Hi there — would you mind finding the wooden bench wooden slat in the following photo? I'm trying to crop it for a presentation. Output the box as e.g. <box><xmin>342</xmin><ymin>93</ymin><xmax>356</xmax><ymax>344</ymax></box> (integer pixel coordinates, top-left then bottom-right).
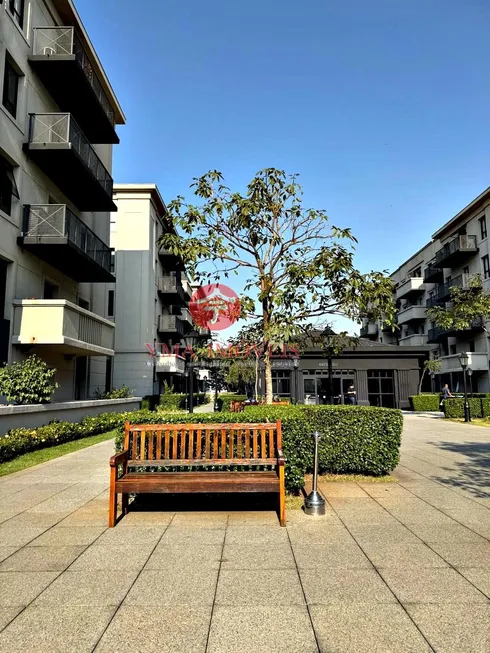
<box><xmin>109</xmin><ymin>420</ymin><xmax>285</xmax><ymax>528</ymax></box>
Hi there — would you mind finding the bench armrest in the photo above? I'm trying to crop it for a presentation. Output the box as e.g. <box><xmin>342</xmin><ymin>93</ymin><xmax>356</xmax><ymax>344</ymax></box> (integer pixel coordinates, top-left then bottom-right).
<box><xmin>277</xmin><ymin>448</ymin><xmax>285</xmax><ymax>467</ymax></box>
<box><xmin>110</xmin><ymin>450</ymin><xmax>129</xmax><ymax>468</ymax></box>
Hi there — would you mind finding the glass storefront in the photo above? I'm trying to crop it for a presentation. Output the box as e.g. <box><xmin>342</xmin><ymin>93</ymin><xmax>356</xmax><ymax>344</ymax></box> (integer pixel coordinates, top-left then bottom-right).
<box><xmin>302</xmin><ymin>370</ymin><xmax>355</xmax><ymax>404</ymax></box>
<box><xmin>367</xmin><ymin>370</ymin><xmax>395</xmax><ymax>408</ymax></box>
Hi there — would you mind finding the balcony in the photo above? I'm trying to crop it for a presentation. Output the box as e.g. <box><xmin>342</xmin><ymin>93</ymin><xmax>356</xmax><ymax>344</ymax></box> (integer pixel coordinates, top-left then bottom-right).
<box><xmin>158</xmin><ymin>315</ymin><xmax>185</xmax><ymax>337</ymax></box>
<box><xmin>0</xmin><ymin>319</ymin><xmax>10</xmax><ymax>365</ymax></box>
<box><xmin>428</xmin><ymin>319</ymin><xmax>484</xmax><ymax>343</ymax></box>
<box><xmin>395</xmin><ymin>277</ymin><xmax>425</xmax><ymax>301</ymax></box>
<box><xmin>159</xmin><ymin>248</ymin><xmax>184</xmax><ymax>270</ymax></box>
<box><xmin>180</xmin><ymin>307</ymin><xmax>193</xmax><ymax>328</ymax></box>
<box><xmin>397</xmin><ymin>305</ymin><xmax>426</xmax><ymax>325</ymax></box>
<box><xmin>29</xmin><ymin>28</ymin><xmax>118</xmax><ymax>144</ymax></box>
<box><xmin>434</xmin><ymin>235</ymin><xmax>478</xmax><ymax>268</ymax></box>
<box><xmin>426</xmin><ymin>275</ymin><xmax>464</xmax><ymax>308</ymax></box>
<box><xmin>24</xmin><ymin>114</ymin><xmax>116</xmax><ymax>212</ymax></box>
<box><xmin>360</xmin><ymin>323</ymin><xmax>378</xmax><ymax>339</ymax></box>
<box><xmin>154</xmin><ymin>354</ymin><xmax>185</xmax><ymax>375</ymax></box>
<box><xmin>182</xmin><ymin>278</ymin><xmax>193</xmax><ymax>300</ymax></box>
<box><xmin>440</xmin><ymin>352</ymin><xmax>489</xmax><ymax>374</ymax></box>
<box><xmin>19</xmin><ymin>205</ymin><xmax>113</xmax><ymax>282</ymax></box>
<box><xmin>424</xmin><ymin>263</ymin><xmax>443</xmax><ymax>284</ymax></box>
<box><xmin>157</xmin><ymin>276</ymin><xmax>186</xmax><ymax>304</ymax></box>
<box><xmin>398</xmin><ymin>334</ymin><xmax>427</xmax><ymax>346</ymax></box>
<box><xmin>12</xmin><ymin>300</ymin><xmax>115</xmax><ymax>356</ymax></box>
<box><xmin>427</xmin><ymin>328</ymin><xmax>449</xmax><ymax>344</ymax></box>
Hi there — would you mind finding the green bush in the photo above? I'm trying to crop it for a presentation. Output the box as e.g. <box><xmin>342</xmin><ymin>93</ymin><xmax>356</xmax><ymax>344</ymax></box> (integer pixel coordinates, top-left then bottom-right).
<box><xmin>444</xmin><ymin>397</ymin><xmax>490</xmax><ymax>418</ymax></box>
<box><xmin>159</xmin><ymin>393</ymin><xmax>208</xmax><ymax>410</ymax></box>
<box><xmin>0</xmin><ymin>355</ymin><xmax>59</xmax><ymax>404</ymax></box>
<box><xmin>216</xmin><ymin>393</ymin><xmax>248</xmax><ymax>411</ymax></box>
<box><xmin>114</xmin><ymin>404</ymin><xmax>402</xmax><ymax>493</ymax></box>
<box><xmin>409</xmin><ymin>394</ymin><xmax>441</xmax><ymax>412</ymax></box>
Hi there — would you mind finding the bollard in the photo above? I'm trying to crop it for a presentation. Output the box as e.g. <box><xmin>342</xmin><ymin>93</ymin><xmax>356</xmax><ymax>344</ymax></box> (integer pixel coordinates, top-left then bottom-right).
<box><xmin>304</xmin><ymin>430</ymin><xmax>326</xmax><ymax>516</ymax></box>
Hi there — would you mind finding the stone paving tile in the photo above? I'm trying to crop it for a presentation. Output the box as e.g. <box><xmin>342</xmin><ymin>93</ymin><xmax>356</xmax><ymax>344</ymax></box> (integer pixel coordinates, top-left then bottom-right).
<box><xmin>6</xmin><ymin>511</ymin><xmax>70</xmax><ymax>528</ymax></box>
<box><xmin>0</xmin><ymin>571</ymin><xmax>59</xmax><ymax>606</ymax></box>
<box><xmin>358</xmin><ymin>540</ymin><xmax>449</xmax><ymax>568</ymax></box>
<box><xmin>94</xmin><ymin>605</ymin><xmax>212</xmax><ymax>653</ymax></box>
<box><xmin>310</xmin><ymin>603</ymin><xmax>431</xmax><ymax>652</ymax></box>
<box><xmin>225</xmin><ymin>524</ymin><xmax>289</xmax><ymax>545</ymax></box>
<box><xmin>292</xmin><ymin>540</ymin><xmax>372</xmax><ymax>570</ymax></box>
<box><xmin>0</xmin><ymin>547</ymin><xmax>19</xmax><ymax>563</ymax></box>
<box><xmin>160</xmin><ymin>525</ymin><xmax>226</xmax><ymax>545</ymax></box>
<box><xmin>33</xmin><ymin>570</ymin><xmax>138</xmax><ymax>606</ymax></box>
<box><xmin>70</xmin><ymin>544</ymin><xmax>154</xmax><ymax>571</ymax></box>
<box><xmin>27</xmin><ymin>525</ymin><xmax>106</xmax><ymax>546</ymax></box>
<box><xmin>220</xmin><ymin>543</ymin><xmax>296</xmax><ymax>570</ymax></box>
<box><xmin>287</xmin><ymin>523</ymin><xmax>352</xmax><ymax>545</ymax></box>
<box><xmin>0</xmin><ymin>524</ymin><xmax>47</xmax><ymax>547</ymax></box>
<box><xmin>300</xmin><ymin>568</ymin><xmax>397</xmax><ymax>604</ymax></box>
<box><xmin>0</xmin><ymin>604</ymin><xmax>116</xmax><ymax>653</ymax></box>
<box><xmin>405</xmin><ymin>522</ymin><xmax>488</xmax><ymax>544</ymax></box>
<box><xmin>228</xmin><ymin>510</ymin><xmax>279</xmax><ymax>524</ymax></box>
<box><xmin>428</xmin><ymin>540</ymin><xmax>490</xmax><ymax>568</ymax></box>
<box><xmin>117</xmin><ymin>511</ymin><xmax>175</xmax><ymax>525</ymax></box>
<box><xmin>358</xmin><ymin>483</ymin><xmax>414</xmax><ymax>498</ymax></box>
<box><xmin>95</xmin><ymin>525</ymin><xmax>165</xmax><ymax>547</ymax></box>
<box><xmin>146</xmin><ymin>543</ymin><xmax>222</xmax><ymax>570</ymax></box>
<box><xmin>0</xmin><ymin>545</ymin><xmax>86</xmax><ymax>572</ymax></box>
<box><xmin>378</xmin><ymin>567</ymin><xmax>488</xmax><ymax>604</ymax></box>
<box><xmin>0</xmin><ymin>606</ymin><xmax>23</xmax><ymax>632</ymax></box>
<box><xmin>458</xmin><ymin>568</ymin><xmax>490</xmax><ymax>598</ymax></box>
<box><xmin>207</xmin><ymin>605</ymin><xmax>317</xmax><ymax>653</ymax></box>
<box><xmin>215</xmin><ymin>569</ymin><xmax>304</xmax><ymax>606</ymax></box>
<box><xmin>405</xmin><ymin>603</ymin><xmax>490</xmax><ymax>653</ymax></box>
<box><xmin>346</xmin><ymin>523</ymin><xmax>421</xmax><ymax>545</ymax></box>
<box><xmin>125</xmin><ymin>568</ymin><xmax>218</xmax><ymax>605</ymax></box>
<box><xmin>171</xmin><ymin>511</ymin><xmax>228</xmax><ymax>525</ymax></box>
<box><xmin>317</xmin><ymin>482</ymin><xmax>369</xmax><ymax>498</ymax></box>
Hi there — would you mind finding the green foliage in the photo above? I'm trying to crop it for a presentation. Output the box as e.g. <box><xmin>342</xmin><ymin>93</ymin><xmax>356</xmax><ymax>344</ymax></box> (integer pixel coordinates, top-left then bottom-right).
<box><xmin>93</xmin><ymin>385</ymin><xmax>133</xmax><ymax>400</ymax></box>
<box><xmin>159</xmin><ymin>392</ymin><xmax>209</xmax><ymax>410</ymax></box>
<box><xmin>409</xmin><ymin>394</ymin><xmax>441</xmax><ymax>412</ymax></box>
<box><xmin>215</xmin><ymin>393</ymin><xmax>248</xmax><ymax>411</ymax></box>
<box><xmin>443</xmin><ymin>397</ymin><xmax>490</xmax><ymax>419</ymax></box>
<box><xmin>113</xmin><ymin>404</ymin><xmax>402</xmax><ymax>493</ymax></box>
<box><xmin>0</xmin><ymin>355</ymin><xmax>59</xmax><ymax>405</ymax></box>
<box><xmin>426</xmin><ymin>274</ymin><xmax>490</xmax><ymax>331</ymax></box>
<box><xmin>225</xmin><ymin>361</ymin><xmax>256</xmax><ymax>393</ymax></box>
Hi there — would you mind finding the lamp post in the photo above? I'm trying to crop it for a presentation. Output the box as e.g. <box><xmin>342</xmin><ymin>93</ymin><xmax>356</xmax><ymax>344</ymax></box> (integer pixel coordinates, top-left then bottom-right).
<box><xmin>458</xmin><ymin>352</ymin><xmax>471</xmax><ymax>423</ymax></box>
<box><xmin>467</xmin><ymin>367</ymin><xmax>473</xmax><ymax>398</ymax></box>
<box><xmin>430</xmin><ymin>371</ymin><xmax>436</xmax><ymax>394</ymax></box>
<box><xmin>292</xmin><ymin>355</ymin><xmax>299</xmax><ymax>404</ymax></box>
<box><xmin>182</xmin><ymin>329</ymin><xmax>208</xmax><ymax>414</ymax></box>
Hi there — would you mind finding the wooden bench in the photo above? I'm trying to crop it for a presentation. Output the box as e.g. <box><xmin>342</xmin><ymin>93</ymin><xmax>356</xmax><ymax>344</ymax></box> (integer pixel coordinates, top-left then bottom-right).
<box><xmin>230</xmin><ymin>401</ymin><xmax>245</xmax><ymax>412</ymax></box>
<box><xmin>109</xmin><ymin>420</ymin><xmax>286</xmax><ymax>527</ymax></box>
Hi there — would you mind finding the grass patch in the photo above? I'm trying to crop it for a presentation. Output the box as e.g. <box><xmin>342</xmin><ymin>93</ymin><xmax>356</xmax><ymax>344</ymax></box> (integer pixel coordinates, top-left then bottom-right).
<box><xmin>0</xmin><ymin>429</ymin><xmax>118</xmax><ymax>477</ymax></box>
<box><xmin>286</xmin><ymin>494</ymin><xmax>304</xmax><ymax>510</ymax></box>
<box><xmin>448</xmin><ymin>418</ymin><xmax>490</xmax><ymax>427</ymax></box>
<box><xmin>305</xmin><ymin>472</ymin><xmax>396</xmax><ymax>483</ymax></box>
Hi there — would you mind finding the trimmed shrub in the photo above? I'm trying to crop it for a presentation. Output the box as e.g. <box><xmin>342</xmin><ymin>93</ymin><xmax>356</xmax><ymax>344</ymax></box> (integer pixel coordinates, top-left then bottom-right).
<box><xmin>0</xmin><ymin>355</ymin><xmax>59</xmax><ymax>404</ymax></box>
<box><xmin>159</xmin><ymin>393</ymin><xmax>208</xmax><ymax>410</ymax></box>
<box><xmin>216</xmin><ymin>394</ymin><xmax>248</xmax><ymax>411</ymax></box>
<box><xmin>114</xmin><ymin>404</ymin><xmax>403</xmax><ymax>493</ymax></box>
<box><xmin>444</xmin><ymin>397</ymin><xmax>488</xmax><ymax>418</ymax></box>
<box><xmin>409</xmin><ymin>394</ymin><xmax>441</xmax><ymax>412</ymax></box>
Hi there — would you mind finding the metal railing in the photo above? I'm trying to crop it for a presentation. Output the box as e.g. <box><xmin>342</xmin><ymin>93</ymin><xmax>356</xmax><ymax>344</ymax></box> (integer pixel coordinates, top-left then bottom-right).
<box><xmin>424</xmin><ymin>263</ymin><xmax>442</xmax><ymax>283</ymax></box>
<box><xmin>23</xmin><ymin>205</ymin><xmax>112</xmax><ymax>273</ymax></box>
<box><xmin>435</xmin><ymin>235</ymin><xmax>477</xmax><ymax>266</ymax></box>
<box><xmin>28</xmin><ymin>114</ymin><xmax>114</xmax><ymax>198</ymax></box>
<box><xmin>158</xmin><ymin>276</ymin><xmax>184</xmax><ymax>294</ymax></box>
<box><xmin>180</xmin><ymin>307</ymin><xmax>193</xmax><ymax>324</ymax></box>
<box><xmin>31</xmin><ymin>27</ymin><xmax>115</xmax><ymax>127</ymax></box>
<box><xmin>158</xmin><ymin>315</ymin><xmax>185</xmax><ymax>335</ymax></box>
<box><xmin>426</xmin><ymin>275</ymin><xmax>463</xmax><ymax>307</ymax></box>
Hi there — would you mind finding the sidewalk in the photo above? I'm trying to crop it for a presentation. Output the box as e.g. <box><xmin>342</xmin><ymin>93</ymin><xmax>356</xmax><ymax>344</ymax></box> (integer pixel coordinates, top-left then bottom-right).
<box><xmin>0</xmin><ymin>415</ymin><xmax>488</xmax><ymax>651</ymax></box>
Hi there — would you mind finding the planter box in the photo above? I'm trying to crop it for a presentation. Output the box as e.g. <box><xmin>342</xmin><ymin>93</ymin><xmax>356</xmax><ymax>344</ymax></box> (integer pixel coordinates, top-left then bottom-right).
<box><xmin>0</xmin><ymin>397</ymin><xmax>142</xmax><ymax>435</ymax></box>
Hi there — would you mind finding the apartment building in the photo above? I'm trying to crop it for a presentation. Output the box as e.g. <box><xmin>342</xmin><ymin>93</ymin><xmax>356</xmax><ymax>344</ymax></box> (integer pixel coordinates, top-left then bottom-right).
<box><xmin>0</xmin><ymin>0</ymin><xmax>124</xmax><ymax>399</ymax></box>
<box><xmin>109</xmin><ymin>184</ymin><xmax>196</xmax><ymax>397</ymax></box>
<box><xmin>365</xmin><ymin>187</ymin><xmax>490</xmax><ymax>393</ymax></box>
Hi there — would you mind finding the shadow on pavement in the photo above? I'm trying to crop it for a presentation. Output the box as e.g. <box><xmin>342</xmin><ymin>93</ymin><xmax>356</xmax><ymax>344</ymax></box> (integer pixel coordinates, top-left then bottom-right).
<box><xmin>429</xmin><ymin>441</ymin><xmax>490</xmax><ymax>498</ymax></box>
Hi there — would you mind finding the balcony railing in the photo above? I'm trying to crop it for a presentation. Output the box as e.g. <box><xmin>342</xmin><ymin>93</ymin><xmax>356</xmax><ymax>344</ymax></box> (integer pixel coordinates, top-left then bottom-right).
<box><xmin>424</xmin><ymin>263</ymin><xmax>443</xmax><ymax>284</ymax></box>
<box><xmin>434</xmin><ymin>235</ymin><xmax>477</xmax><ymax>267</ymax></box>
<box><xmin>395</xmin><ymin>277</ymin><xmax>424</xmax><ymax>301</ymax></box>
<box><xmin>440</xmin><ymin>352</ymin><xmax>489</xmax><ymax>374</ymax></box>
<box><xmin>27</xmin><ymin>113</ymin><xmax>114</xmax><ymax>200</ymax></box>
<box><xmin>426</xmin><ymin>275</ymin><xmax>463</xmax><ymax>308</ymax></box>
<box><xmin>12</xmin><ymin>300</ymin><xmax>114</xmax><ymax>356</ymax></box>
<box><xmin>154</xmin><ymin>354</ymin><xmax>186</xmax><ymax>374</ymax></box>
<box><xmin>398</xmin><ymin>334</ymin><xmax>426</xmax><ymax>346</ymax></box>
<box><xmin>22</xmin><ymin>205</ymin><xmax>112</xmax><ymax>279</ymax></box>
<box><xmin>360</xmin><ymin>323</ymin><xmax>378</xmax><ymax>338</ymax></box>
<box><xmin>158</xmin><ymin>315</ymin><xmax>185</xmax><ymax>335</ymax></box>
<box><xmin>397</xmin><ymin>305</ymin><xmax>426</xmax><ymax>324</ymax></box>
<box><xmin>31</xmin><ymin>28</ymin><xmax>116</xmax><ymax>134</ymax></box>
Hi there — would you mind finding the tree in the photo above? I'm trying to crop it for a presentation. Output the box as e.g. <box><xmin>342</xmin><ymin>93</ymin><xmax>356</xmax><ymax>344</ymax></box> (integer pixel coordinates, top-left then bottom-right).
<box><xmin>0</xmin><ymin>355</ymin><xmax>59</xmax><ymax>404</ymax></box>
<box><xmin>159</xmin><ymin>169</ymin><xmax>396</xmax><ymax>403</ymax></box>
<box><xmin>418</xmin><ymin>359</ymin><xmax>442</xmax><ymax>395</ymax></box>
<box><xmin>426</xmin><ymin>274</ymin><xmax>490</xmax><ymax>333</ymax></box>
<box><xmin>225</xmin><ymin>361</ymin><xmax>256</xmax><ymax>395</ymax></box>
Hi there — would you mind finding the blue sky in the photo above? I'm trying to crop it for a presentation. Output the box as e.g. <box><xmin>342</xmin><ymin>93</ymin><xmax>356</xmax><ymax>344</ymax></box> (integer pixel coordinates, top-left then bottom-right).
<box><xmin>78</xmin><ymin>0</ymin><xmax>490</xmax><ymax>335</ymax></box>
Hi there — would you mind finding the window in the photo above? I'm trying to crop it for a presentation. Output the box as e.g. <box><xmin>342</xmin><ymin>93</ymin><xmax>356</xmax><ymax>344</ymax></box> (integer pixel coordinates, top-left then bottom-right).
<box><xmin>107</xmin><ymin>290</ymin><xmax>115</xmax><ymax>317</ymax></box>
<box><xmin>412</xmin><ymin>267</ymin><xmax>421</xmax><ymax>278</ymax></box>
<box><xmin>479</xmin><ymin>215</ymin><xmax>487</xmax><ymax>241</ymax></box>
<box><xmin>272</xmin><ymin>370</ymin><xmax>291</xmax><ymax>396</ymax></box>
<box><xmin>0</xmin><ymin>156</ymin><xmax>19</xmax><ymax>216</ymax></box>
<box><xmin>78</xmin><ymin>298</ymin><xmax>90</xmax><ymax>310</ymax></box>
<box><xmin>8</xmin><ymin>0</ymin><xmax>25</xmax><ymax>28</ymax></box>
<box><xmin>482</xmin><ymin>255</ymin><xmax>490</xmax><ymax>279</ymax></box>
<box><xmin>367</xmin><ymin>370</ymin><xmax>395</xmax><ymax>408</ymax></box>
<box><xmin>2</xmin><ymin>56</ymin><xmax>20</xmax><ymax>118</ymax></box>
<box><xmin>43</xmin><ymin>280</ymin><xmax>58</xmax><ymax>299</ymax></box>
<box><xmin>468</xmin><ymin>340</ymin><xmax>475</xmax><ymax>353</ymax></box>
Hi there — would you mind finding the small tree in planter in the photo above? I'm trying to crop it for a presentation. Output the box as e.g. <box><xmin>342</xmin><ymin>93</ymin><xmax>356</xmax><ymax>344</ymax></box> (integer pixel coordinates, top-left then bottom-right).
<box><xmin>0</xmin><ymin>354</ymin><xmax>59</xmax><ymax>405</ymax></box>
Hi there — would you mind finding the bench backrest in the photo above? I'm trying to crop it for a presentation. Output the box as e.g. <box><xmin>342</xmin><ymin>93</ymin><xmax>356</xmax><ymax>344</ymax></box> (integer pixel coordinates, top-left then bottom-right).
<box><xmin>124</xmin><ymin>420</ymin><xmax>282</xmax><ymax>464</ymax></box>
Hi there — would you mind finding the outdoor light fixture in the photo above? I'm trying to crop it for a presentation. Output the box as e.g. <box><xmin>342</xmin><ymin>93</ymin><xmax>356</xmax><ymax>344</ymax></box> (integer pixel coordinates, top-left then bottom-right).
<box><xmin>429</xmin><ymin>370</ymin><xmax>436</xmax><ymax>394</ymax></box>
<box><xmin>293</xmin><ymin>356</ymin><xmax>299</xmax><ymax>369</ymax></box>
<box><xmin>304</xmin><ymin>431</ymin><xmax>326</xmax><ymax>516</ymax></box>
<box><xmin>467</xmin><ymin>367</ymin><xmax>473</xmax><ymax>399</ymax></box>
<box><xmin>458</xmin><ymin>352</ymin><xmax>471</xmax><ymax>423</ymax></box>
<box><xmin>182</xmin><ymin>329</ymin><xmax>208</xmax><ymax>414</ymax></box>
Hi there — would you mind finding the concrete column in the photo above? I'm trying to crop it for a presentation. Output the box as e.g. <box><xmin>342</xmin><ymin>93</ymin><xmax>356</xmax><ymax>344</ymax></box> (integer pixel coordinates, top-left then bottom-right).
<box><xmin>356</xmin><ymin>370</ymin><xmax>369</xmax><ymax>406</ymax></box>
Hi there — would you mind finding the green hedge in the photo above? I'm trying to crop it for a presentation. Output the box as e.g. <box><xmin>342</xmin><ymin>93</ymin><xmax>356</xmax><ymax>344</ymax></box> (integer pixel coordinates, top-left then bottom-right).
<box><xmin>114</xmin><ymin>404</ymin><xmax>403</xmax><ymax>493</ymax></box>
<box><xmin>443</xmin><ymin>397</ymin><xmax>490</xmax><ymax>418</ymax></box>
<box><xmin>159</xmin><ymin>393</ymin><xmax>209</xmax><ymax>410</ymax></box>
<box><xmin>409</xmin><ymin>394</ymin><xmax>441</xmax><ymax>412</ymax></box>
<box><xmin>216</xmin><ymin>394</ymin><xmax>248</xmax><ymax>411</ymax></box>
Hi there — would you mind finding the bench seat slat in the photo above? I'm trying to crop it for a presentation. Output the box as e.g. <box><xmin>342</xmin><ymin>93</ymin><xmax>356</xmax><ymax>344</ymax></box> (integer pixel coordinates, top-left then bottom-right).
<box><xmin>116</xmin><ymin>471</ymin><xmax>280</xmax><ymax>494</ymax></box>
<box><xmin>127</xmin><ymin>458</ymin><xmax>278</xmax><ymax>468</ymax></box>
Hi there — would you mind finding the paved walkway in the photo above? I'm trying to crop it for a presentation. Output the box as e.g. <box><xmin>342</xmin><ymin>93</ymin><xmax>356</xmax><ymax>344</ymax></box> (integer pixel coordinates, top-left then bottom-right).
<box><xmin>0</xmin><ymin>414</ymin><xmax>488</xmax><ymax>651</ymax></box>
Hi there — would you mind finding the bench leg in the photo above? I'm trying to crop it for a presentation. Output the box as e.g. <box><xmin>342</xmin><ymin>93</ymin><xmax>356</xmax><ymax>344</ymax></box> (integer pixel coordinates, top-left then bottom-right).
<box><xmin>121</xmin><ymin>493</ymin><xmax>129</xmax><ymax>516</ymax></box>
<box><xmin>109</xmin><ymin>467</ymin><xmax>117</xmax><ymax>527</ymax></box>
<box><xmin>278</xmin><ymin>466</ymin><xmax>286</xmax><ymax>527</ymax></box>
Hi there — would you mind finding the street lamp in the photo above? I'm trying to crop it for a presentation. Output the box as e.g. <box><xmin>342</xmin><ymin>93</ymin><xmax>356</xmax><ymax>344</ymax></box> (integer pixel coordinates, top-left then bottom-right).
<box><xmin>182</xmin><ymin>329</ymin><xmax>208</xmax><ymax>414</ymax></box>
<box><xmin>429</xmin><ymin>370</ymin><xmax>436</xmax><ymax>394</ymax></box>
<box><xmin>292</xmin><ymin>355</ymin><xmax>299</xmax><ymax>404</ymax></box>
<box><xmin>458</xmin><ymin>352</ymin><xmax>471</xmax><ymax>423</ymax></box>
<box><xmin>467</xmin><ymin>367</ymin><xmax>473</xmax><ymax>398</ymax></box>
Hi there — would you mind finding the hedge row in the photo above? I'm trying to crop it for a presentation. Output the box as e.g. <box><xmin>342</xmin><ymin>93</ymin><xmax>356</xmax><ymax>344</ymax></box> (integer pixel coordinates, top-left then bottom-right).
<box><xmin>113</xmin><ymin>405</ymin><xmax>403</xmax><ymax>493</ymax></box>
<box><xmin>159</xmin><ymin>393</ymin><xmax>209</xmax><ymax>410</ymax></box>
<box><xmin>443</xmin><ymin>397</ymin><xmax>490</xmax><ymax>419</ymax></box>
<box><xmin>216</xmin><ymin>394</ymin><xmax>248</xmax><ymax>411</ymax></box>
<box><xmin>409</xmin><ymin>394</ymin><xmax>441</xmax><ymax>412</ymax></box>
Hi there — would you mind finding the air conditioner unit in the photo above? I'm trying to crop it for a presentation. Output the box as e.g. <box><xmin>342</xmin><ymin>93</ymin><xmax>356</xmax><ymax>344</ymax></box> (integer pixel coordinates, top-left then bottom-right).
<box><xmin>42</xmin><ymin>46</ymin><xmax>56</xmax><ymax>56</ymax></box>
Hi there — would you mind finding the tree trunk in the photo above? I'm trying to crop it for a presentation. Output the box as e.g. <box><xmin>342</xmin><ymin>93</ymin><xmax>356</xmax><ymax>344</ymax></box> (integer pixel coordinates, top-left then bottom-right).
<box><xmin>255</xmin><ymin>355</ymin><xmax>259</xmax><ymax>400</ymax></box>
<box><xmin>264</xmin><ymin>351</ymin><xmax>273</xmax><ymax>404</ymax></box>
<box><xmin>418</xmin><ymin>368</ymin><xmax>426</xmax><ymax>395</ymax></box>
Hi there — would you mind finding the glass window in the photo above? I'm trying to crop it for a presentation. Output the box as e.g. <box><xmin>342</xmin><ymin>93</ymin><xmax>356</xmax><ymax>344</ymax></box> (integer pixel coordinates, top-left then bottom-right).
<box><xmin>107</xmin><ymin>290</ymin><xmax>115</xmax><ymax>317</ymax></box>
<box><xmin>304</xmin><ymin>378</ymin><xmax>316</xmax><ymax>395</ymax></box>
<box><xmin>482</xmin><ymin>255</ymin><xmax>490</xmax><ymax>279</ymax></box>
<box><xmin>0</xmin><ymin>156</ymin><xmax>19</xmax><ymax>216</ymax></box>
<box><xmin>8</xmin><ymin>0</ymin><xmax>25</xmax><ymax>28</ymax></box>
<box><xmin>479</xmin><ymin>215</ymin><xmax>487</xmax><ymax>241</ymax></box>
<box><xmin>2</xmin><ymin>56</ymin><xmax>20</xmax><ymax>118</ymax></box>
